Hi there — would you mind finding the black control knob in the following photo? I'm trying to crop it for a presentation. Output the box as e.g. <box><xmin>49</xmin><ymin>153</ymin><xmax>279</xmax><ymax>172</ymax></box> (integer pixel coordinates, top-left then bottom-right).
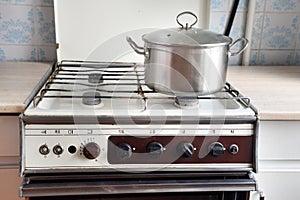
<box><xmin>177</xmin><ymin>142</ymin><xmax>194</xmax><ymax>158</ymax></box>
<box><xmin>146</xmin><ymin>142</ymin><xmax>164</xmax><ymax>157</ymax></box>
<box><xmin>83</xmin><ymin>142</ymin><xmax>100</xmax><ymax>160</ymax></box>
<box><xmin>209</xmin><ymin>142</ymin><xmax>226</xmax><ymax>158</ymax></box>
<box><xmin>116</xmin><ymin>143</ymin><xmax>132</xmax><ymax>160</ymax></box>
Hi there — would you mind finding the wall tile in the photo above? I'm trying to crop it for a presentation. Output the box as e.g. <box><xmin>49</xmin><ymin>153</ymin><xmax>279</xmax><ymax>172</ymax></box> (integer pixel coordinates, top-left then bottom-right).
<box><xmin>266</xmin><ymin>0</ymin><xmax>300</xmax><ymax>12</ymax></box>
<box><xmin>250</xmin><ymin>50</ymin><xmax>259</xmax><ymax>65</ymax></box>
<box><xmin>255</xmin><ymin>0</ymin><xmax>265</xmax><ymax>11</ymax></box>
<box><xmin>261</xmin><ymin>14</ymin><xmax>298</xmax><ymax>49</ymax></box>
<box><xmin>229</xmin><ymin>12</ymin><xmax>246</xmax><ymax>40</ymax></box>
<box><xmin>297</xmin><ymin>32</ymin><xmax>300</xmax><ymax>49</ymax></box>
<box><xmin>211</xmin><ymin>0</ymin><xmax>228</xmax><ymax>11</ymax></box>
<box><xmin>0</xmin><ymin>2</ymin><xmax>56</xmax><ymax>62</ymax></box>
<box><xmin>295</xmin><ymin>51</ymin><xmax>300</xmax><ymax>65</ymax></box>
<box><xmin>36</xmin><ymin>6</ymin><xmax>56</xmax><ymax>45</ymax></box>
<box><xmin>0</xmin><ymin>0</ymin><xmax>53</xmax><ymax>5</ymax></box>
<box><xmin>229</xmin><ymin>0</ymin><xmax>249</xmax><ymax>11</ymax></box>
<box><xmin>38</xmin><ymin>46</ymin><xmax>56</xmax><ymax>61</ymax></box>
<box><xmin>209</xmin><ymin>12</ymin><xmax>227</xmax><ymax>34</ymax></box>
<box><xmin>0</xmin><ymin>0</ymin><xmax>34</xmax><ymax>5</ymax></box>
<box><xmin>0</xmin><ymin>45</ymin><xmax>37</xmax><ymax>61</ymax></box>
<box><xmin>259</xmin><ymin>50</ymin><xmax>294</xmax><ymax>65</ymax></box>
<box><xmin>35</xmin><ymin>0</ymin><xmax>53</xmax><ymax>6</ymax></box>
<box><xmin>0</xmin><ymin>5</ymin><xmax>36</xmax><ymax>44</ymax></box>
<box><xmin>0</xmin><ymin>47</ymin><xmax>6</xmax><ymax>60</ymax></box>
<box><xmin>238</xmin><ymin>0</ymin><xmax>249</xmax><ymax>11</ymax></box>
<box><xmin>251</xmin><ymin>13</ymin><xmax>263</xmax><ymax>49</ymax></box>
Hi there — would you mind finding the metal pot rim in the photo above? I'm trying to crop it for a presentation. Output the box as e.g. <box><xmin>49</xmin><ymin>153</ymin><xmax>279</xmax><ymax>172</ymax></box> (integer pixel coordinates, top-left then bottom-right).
<box><xmin>142</xmin><ymin>29</ymin><xmax>233</xmax><ymax>47</ymax></box>
<box><xmin>142</xmin><ymin>35</ymin><xmax>232</xmax><ymax>48</ymax></box>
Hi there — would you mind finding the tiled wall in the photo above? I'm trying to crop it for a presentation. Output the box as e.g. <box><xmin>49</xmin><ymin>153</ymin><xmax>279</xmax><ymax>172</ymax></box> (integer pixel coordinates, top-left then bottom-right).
<box><xmin>209</xmin><ymin>0</ymin><xmax>249</xmax><ymax>65</ymax></box>
<box><xmin>251</xmin><ymin>0</ymin><xmax>300</xmax><ymax>65</ymax></box>
<box><xmin>210</xmin><ymin>0</ymin><xmax>300</xmax><ymax>65</ymax></box>
<box><xmin>0</xmin><ymin>0</ymin><xmax>56</xmax><ymax>62</ymax></box>
<box><xmin>1</xmin><ymin>0</ymin><xmax>300</xmax><ymax>65</ymax></box>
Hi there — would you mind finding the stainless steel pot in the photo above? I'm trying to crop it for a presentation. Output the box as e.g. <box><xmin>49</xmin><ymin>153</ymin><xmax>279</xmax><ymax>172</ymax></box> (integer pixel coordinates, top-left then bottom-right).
<box><xmin>127</xmin><ymin>11</ymin><xmax>248</xmax><ymax>96</ymax></box>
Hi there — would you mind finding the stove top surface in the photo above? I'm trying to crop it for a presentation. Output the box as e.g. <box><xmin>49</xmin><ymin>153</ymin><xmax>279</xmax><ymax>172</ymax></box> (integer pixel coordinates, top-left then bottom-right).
<box><xmin>24</xmin><ymin>61</ymin><xmax>256</xmax><ymax>120</ymax></box>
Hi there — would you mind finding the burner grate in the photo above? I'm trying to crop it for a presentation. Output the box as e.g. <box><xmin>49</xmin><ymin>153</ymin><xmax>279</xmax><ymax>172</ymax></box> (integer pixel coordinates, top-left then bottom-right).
<box><xmin>33</xmin><ymin>60</ymin><xmax>252</xmax><ymax>111</ymax></box>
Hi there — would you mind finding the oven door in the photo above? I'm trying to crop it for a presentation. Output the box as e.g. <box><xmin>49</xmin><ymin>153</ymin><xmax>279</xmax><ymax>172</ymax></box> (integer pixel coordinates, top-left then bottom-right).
<box><xmin>21</xmin><ymin>172</ymin><xmax>257</xmax><ymax>200</ymax></box>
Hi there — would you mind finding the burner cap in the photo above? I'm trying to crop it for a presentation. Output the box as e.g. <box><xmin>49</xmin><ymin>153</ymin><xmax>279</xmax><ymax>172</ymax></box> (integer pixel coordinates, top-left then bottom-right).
<box><xmin>82</xmin><ymin>91</ymin><xmax>102</xmax><ymax>105</ymax></box>
<box><xmin>174</xmin><ymin>96</ymin><xmax>199</xmax><ymax>108</ymax></box>
<box><xmin>88</xmin><ymin>73</ymin><xmax>103</xmax><ymax>83</ymax></box>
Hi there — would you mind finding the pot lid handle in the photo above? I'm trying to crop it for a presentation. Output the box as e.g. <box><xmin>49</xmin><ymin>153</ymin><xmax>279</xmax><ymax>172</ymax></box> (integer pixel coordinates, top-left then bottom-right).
<box><xmin>176</xmin><ymin>11</ymin><xmax>198</xmax><ymax>30</ymax></box>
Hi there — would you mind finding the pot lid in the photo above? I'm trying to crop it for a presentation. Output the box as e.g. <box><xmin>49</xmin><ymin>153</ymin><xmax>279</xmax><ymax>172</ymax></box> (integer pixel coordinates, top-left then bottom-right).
<box><xmin>143</xmin><ymin>11</ymin><xmax>232</xmax><ymax>47</ymax></box>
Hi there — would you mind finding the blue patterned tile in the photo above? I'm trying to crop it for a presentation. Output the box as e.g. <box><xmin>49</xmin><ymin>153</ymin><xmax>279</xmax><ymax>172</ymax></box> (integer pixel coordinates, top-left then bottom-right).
<box><xmin>36</xmin><ymin>6</ymin><xmax>56</xmax><ymax>45</ymax></box>
<box><xmin>228</xmin><ymin>0</ymin><xmax>248</xmax><ymax>11</ymax></box>
<box><xmin>295</xmin><ymin>51</ymin><xmax>300</xmax><ymax>65</ymax></box>
<box><xmin>0</xmin><ymin>45</ymin><xmax>37</xmax><ymax>61</ymax></box>
<box><xmin>211</xmin><ymin>0</ymin><xmax>228</xmax><ymax>11</ymax></box>
<box><xmin>0</xmin><ymin>0</ymin><xmax>53</xmax><ymax>5</ymax></box>
<box><xmin>256</xmin><ymin>0</ymin><xmax>265</xmax><ymax>11</ymax></box>
<box><xmin>0</xmin><ymin>0</ymin><xmax>34</xmax><ymax>4</ymax></box>
<box><xmin>297</xmin><ymin>32</ymin><xmax>300</xmax><ymax>49</ymax></box>
<box><xmin>38</xmin><ymin>46</ymin><xmax>56</xmax><ymax>61</ymax></box>
<box><xmin>0</xmin><ymin>5</ymin><xmax>35</xmax><ymax>44</ymax></box>
<box><xmin>229</xmin><ymin>12</ymin><xmax>246</xmax><ymax>40</ymax></box>
<box><xmin>35</xmin><ymin>0</ymin><xmax>53</xmax><ymax>6</ymax></box>
<box><xmin>259</xmin><ymin>50</ymin><xmax>294</xmax><ymax>65</ymax></box>
<box><xmin>209</xmin><ymin>12</ymin><xmax>227</xmax><ymax>34</ymax></box>
<box><xmin>251</xmin><ymin>13</ymin><xmax>263</xmax><ymax>49</ymax></box>
<box><xmin>266</xmin><ymin>0</ymin><xmax>300</xmax><ymax>12</ymax></box>
<box><xmin>249</xmin><ymin>50</ymin><xmax>259</xmax><ymax>65</ymax></box>
<box><xmin>238</xmin><ymin>0</ymin><xmax>249</xmax><ymax>11</ymax></box>
<box><xmin>261</xmin><ymin>14</ymin><xmax>298</xmax><ymax>49</ymax></box>
<box><xmin>0</xmin><ymin>47</ymin><xmax>6</xmax><ymax>60</ymax></box>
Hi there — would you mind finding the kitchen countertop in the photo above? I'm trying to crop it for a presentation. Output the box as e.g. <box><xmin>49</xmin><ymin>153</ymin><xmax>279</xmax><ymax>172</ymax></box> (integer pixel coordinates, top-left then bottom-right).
<box><xmin>0</xmin><ymin>62</ymin><xmax>52</xmax><ymax>113</ymax></box>
<box><xmin>227</xmin><ymin>66</ymin><xmax>300</xmax><ymax>121</ymax></box>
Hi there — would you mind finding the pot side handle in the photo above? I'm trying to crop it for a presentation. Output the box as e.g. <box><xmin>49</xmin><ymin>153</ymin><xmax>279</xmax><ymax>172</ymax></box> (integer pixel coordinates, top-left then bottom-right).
<box><xmin>229</xmin><ymin>38</ymin><xmax>248</xmax><ymax>57</ymax></box>
<box><xmin>126</xmin><ymin>36</ymin><xmax>147</xmax><ymax>56</ymax></box>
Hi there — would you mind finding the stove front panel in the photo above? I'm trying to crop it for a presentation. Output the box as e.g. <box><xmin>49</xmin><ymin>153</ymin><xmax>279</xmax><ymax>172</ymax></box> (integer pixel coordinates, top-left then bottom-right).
<box><xmin>108</xmin><ymin>136</ymin><xmax>253</xmax><ymax>164</ymax></box>
<box><xmin>23</xmin><ymin>124</ymin><xmax>255</xmax><ymax>173</ymax></box>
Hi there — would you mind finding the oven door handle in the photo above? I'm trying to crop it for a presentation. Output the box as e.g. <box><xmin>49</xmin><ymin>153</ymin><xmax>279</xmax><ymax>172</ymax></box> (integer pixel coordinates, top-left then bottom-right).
<box><xmin>21</xmin><ymin>175</ymin><xmax>257</xmax><ymax>197</ymax></box>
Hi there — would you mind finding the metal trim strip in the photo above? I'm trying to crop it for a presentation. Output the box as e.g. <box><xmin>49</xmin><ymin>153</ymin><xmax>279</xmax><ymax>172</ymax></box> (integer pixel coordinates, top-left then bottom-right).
<box><xmin>22</xmin><ymin>115</ymin><xmax>257</xmax><ymax>124</ymax></box>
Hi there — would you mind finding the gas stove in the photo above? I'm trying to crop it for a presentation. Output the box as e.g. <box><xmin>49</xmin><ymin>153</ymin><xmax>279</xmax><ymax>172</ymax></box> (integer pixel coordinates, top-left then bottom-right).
<box><xmin>21</xmin><ymin>60</ymin><xmax>258</xmax><ymax>174</ymax></box>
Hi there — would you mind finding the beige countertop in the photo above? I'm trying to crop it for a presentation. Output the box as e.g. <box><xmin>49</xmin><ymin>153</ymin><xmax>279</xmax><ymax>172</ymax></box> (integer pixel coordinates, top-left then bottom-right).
<box><xmin>0</xmin><ymin>62</ymin><xmax>52</xmax><ymax>113</ymax></box>
<box><xmin>228</xmin><ymin>66</ymin><xmax>300</xmax><ymax>121</ymax></box>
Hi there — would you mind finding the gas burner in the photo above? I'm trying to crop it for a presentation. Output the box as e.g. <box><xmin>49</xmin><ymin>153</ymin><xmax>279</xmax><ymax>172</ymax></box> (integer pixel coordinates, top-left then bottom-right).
<box><xmin>88</xmin><ymin>73</ymin><xmax>103</xmax><ymax>83</ymax></box>
<box><xmin>82</xmin><ymin>91</ymin><xmax>102</xmax><ymax>105</ymax></box>
<box><xmin>174</xmin><ymin>96</ymin><xmax>199</xmax><ymax>108</ymax></box>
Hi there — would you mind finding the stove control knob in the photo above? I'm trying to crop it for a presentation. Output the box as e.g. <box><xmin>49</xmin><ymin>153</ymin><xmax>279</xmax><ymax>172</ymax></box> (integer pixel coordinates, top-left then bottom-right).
<box><xmin>116</xmin><ymin>143</ymin><xmax>132</xmax><ymax>160</ymax></box>
<box><xmin>83</xmin><ymin>142</ymin><xmax>100</xmax><ymax>160</ymax></box>
<box><xmin>177</xmin><ymin>142</ymin><xmax>194</xmax><ymax>158</ymax></box>
<box><xmin>209</xmin><ymin>142</ymin><xmax>226</xmax><ymax>158</ymax></box>
<box><xmin>229</xmin><ymin>144</ymin><xmax>239</xmax><ymax>155</ymax></box>
<box><xmin>53</xmin><ymin>144</ymin><xmax>64</xmax><ymax>155</ymax></box>
<box><xmin>39</xmin><ymin>144</ymin><xmax>50</xmax><ymax>155</ymax></box>
<box><xmin>147</xmin><ymin>142</ymin><xmax>164</xmax><ymax>157</ymax></box>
